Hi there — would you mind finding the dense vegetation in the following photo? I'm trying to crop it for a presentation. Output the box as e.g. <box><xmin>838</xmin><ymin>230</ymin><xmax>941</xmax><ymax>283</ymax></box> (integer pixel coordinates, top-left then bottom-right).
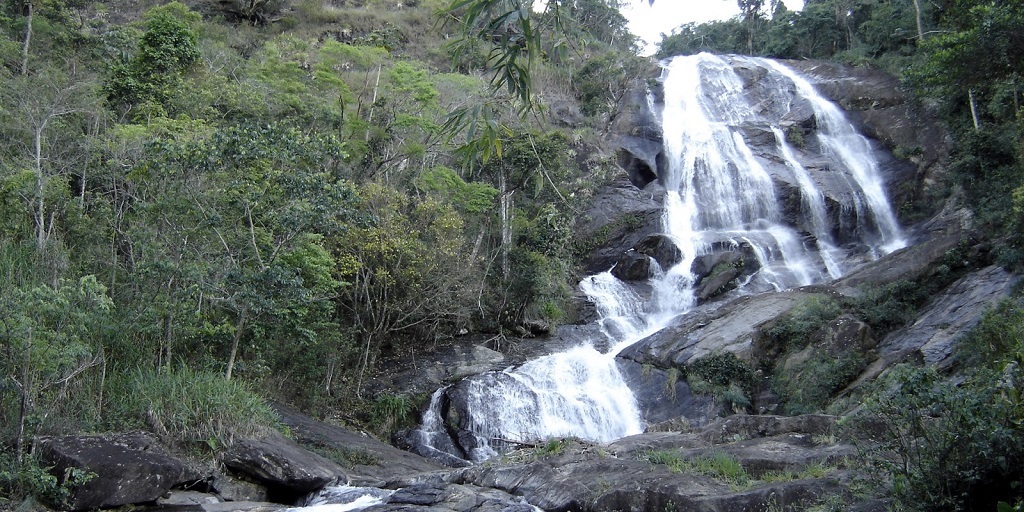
<box><xmin>1</xmin><ymin>0</ymin><xmax>1023</xmax><ymax>509</ymax></box>
<box><xmin>0</xmin><ymin>0</ymin><xmax>643</xmax><ymax>502</ymax></box>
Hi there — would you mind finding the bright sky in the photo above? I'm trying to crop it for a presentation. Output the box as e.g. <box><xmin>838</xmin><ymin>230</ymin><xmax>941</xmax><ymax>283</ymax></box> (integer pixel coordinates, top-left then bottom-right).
<box><xmin>619</xmin><ymin>0</ymin><xmax>805</xmax><ymax>54</ymax></box>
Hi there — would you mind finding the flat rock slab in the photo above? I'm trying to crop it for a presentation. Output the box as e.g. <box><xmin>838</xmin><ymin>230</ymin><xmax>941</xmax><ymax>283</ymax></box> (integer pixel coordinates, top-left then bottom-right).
<box><xmin>37</xmin><ymin>433</ymin><xmax>191</xmax><ymax>511</ymax></box>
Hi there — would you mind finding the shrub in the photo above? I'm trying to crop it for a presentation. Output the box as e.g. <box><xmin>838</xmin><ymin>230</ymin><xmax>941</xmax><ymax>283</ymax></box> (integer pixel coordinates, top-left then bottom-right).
<box><xmin>763</xmin><ymin>296</ymin><xmax>842</xmax><ymax>352</ymax></box>
<box><xmin>105</xmin><ymin>365</ymin><xmax>279</xmax><ymax>451</ymax></box>
<box><xmin>370</xmin><ymin>393</ymin><xmax>414</xmax><ymax>436</ymax></box>
<box><xmin>862</xmin><ymin>364</ymin><xmax>1024</xmax><ymax>511</ymax></box>
<box><xmin>774</xmin><ymin>351</ymin><xmax>866</xmax><ymax>415</ymax></box>
<box><xmin>685</xmin><ymin>352</ymin><xmax>757</xmax><ymax>412</ymax></box>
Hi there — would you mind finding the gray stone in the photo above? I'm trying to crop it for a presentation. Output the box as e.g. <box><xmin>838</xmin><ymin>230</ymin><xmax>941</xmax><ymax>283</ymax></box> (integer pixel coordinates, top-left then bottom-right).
<box><xmin>579</xmin><ymin>174</ymin><xmax>663</xmax><ymax>274</ymax></box>
<box><xmin>221</xmin><ymin>431</ymin><xmax>349</xmax><ymax>500</ymax></box>
<box><xmin>879</xmin><ymin>265</ymin><xmax>1018</xmax><ymax>368</ymax></box>
<box><xmin>37</xmin><ymin>433</ymin><xmax>192</xmax><ymax>511</ymax></box>
<box><xmin>273</xmin><ymin>403</ymin><xmax>442</xmax><ymax>483</ymax></box>
<box><xmin>619</xmin><ymin>290</ymin><xmax>823</xmax><ymax>368</ymax></box>
<box><xmin>611</xmin><ymin>250</ymin><xmax>653</xmax><ymax>281</ymax></box>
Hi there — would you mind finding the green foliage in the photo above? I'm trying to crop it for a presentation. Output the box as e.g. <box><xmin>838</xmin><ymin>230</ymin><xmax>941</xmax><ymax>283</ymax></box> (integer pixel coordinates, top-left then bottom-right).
<box><xmin>854</xmin><ymin>240</ymin><xmax>979</xmax><ymax>330</ymax></box>
<box><xmin>0</xmin><ymin>274</ymin><xmax>112</xmax><ymax>446</ymax></box>
<box><xmin>104</xmin><ymin>365</ymin><xmax>279</xmax><ymax>451</ymax></box>
<box><xmin>417</xmin><ymin>166</ymin><xmax>498</xmax><ymax>214</ymax></box>
<box><xmin>862</xmin><ymin>364</ymin><xmax>1024</xmax><ymax>510</ymax></box>
<box><xmin>644</xmin><ymin>450</ymin><xmax>751</xmax><ymax>488</ymax></box>
<box><xmin>0</xmin><ymin>453</ymin><xmax>80</xmax><ymax>509</ymax></box>
<box><xmin>685</xmin><ymin>352</ymin><xmax>757</xmax><ymax>413</ymax></box>
<box><xmin>370</xmin><ymin>393</ymin><xmax>414</xmax><ymax>436</ymax></box>
<box><xmin>774</xmin><ymin>351</ymin><xmax>866</xmax><ymax>415</ymax></box>
<box><xmin>104</xmin><ymin>2</ymin><xmax>201</xmax><ymax>118</ymax></box>
<box><xmin>764</xmin><ymin>296</ymin><xmax>842</xmax><ymax>352</ymax></box>
<box><xmin>956</xmin><ymin>299</ymin><xmax>1024</xmax><ymax>370</ymax></box>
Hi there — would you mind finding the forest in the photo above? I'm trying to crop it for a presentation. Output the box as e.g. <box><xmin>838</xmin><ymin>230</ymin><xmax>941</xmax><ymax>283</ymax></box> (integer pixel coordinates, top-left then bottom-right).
<box><xmin>1</xmin><ymin>0</ymin><xmax>1023</xmax><ymax>510</ymax></box>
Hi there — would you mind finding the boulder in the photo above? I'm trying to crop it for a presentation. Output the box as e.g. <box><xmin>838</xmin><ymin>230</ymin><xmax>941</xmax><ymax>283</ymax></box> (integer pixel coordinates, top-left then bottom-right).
<box><xmin>619</xmin><ymin>290</ymin><xmax>822</xmax><ymax>368</ymax></box>
<box><xmin>273</xmin><ymin>403</ymin><xmax>442</xmax><ymax>483</ymax></box>
<box><xmin>36</xmin><ymin>433</ymin><xmax>193</xmax><ymax>511</ymax></box>
<box><xmin>611</xmin><ymin>250</ymin><xmax>653</xmax><ymax>281</ymax></box>
<box><xmin>220</xmin><ymin>432</ymin><xmax>349</xmax><ymax>502</ymax></box>
<box><xmin>617</xmin><ymin>359</ymin><xmax>719</xmax><ymax>427</ymax></box>
<box><xmin>635</xmin><ymin>234</ymin><xmax>683</xmax><ymax>269</ymax></box>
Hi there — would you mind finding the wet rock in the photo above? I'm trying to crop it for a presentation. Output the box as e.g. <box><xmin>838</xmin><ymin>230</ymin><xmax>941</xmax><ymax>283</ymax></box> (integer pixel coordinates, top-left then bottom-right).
<box><xmin>617</xmin><ymin>359</ymin><xmax>719</xmax><ymax>427</ymax></box>
<box><xmin>611</xmin><ymin>250</ymin><xmax>653</xmax><ymax>281</ymax></box>
<box><xmin>36</xmin><ymin>433</ymin><xmax>193</xmax><ymax>511</ymax></box>
<box><xmin>610</xmin><ymin>79</ymin><xmax>665</xmax><ymax>189</ymax></box>
<box><xmin>635</xmin><ymin>234</ymin><xmax>683</xmax><ymax>269</ymax></box>
<box><xmin>785</xmin><ymin>59</ymin><xmax>950</xmax><ymax>215</ymax></box>
<box><xmin>579</xmin><ymin>174</ymin><xmax>663</xmax><ymax>274</ymax></box>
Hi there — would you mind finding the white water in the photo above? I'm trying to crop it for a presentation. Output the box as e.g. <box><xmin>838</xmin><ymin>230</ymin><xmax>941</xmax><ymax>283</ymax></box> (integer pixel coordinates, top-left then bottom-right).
<box><xmin>415</xmin><ymin>53</ymin><xmax>906</xmax><ymax>463</ymax></box>
<box><xmin>291</xmin><ymin>485</ymin><xmax>393</xmax><ymax>512</ymax></box>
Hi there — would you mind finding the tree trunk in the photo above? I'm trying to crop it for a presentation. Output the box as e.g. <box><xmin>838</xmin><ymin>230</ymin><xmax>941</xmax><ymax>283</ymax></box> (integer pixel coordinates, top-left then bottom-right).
<box><xmin>968</xmin><ymin>88</ymin><xmax>980</xmax><ymax>131</ymax></box>
<box><xmin>225</xmin><ymin>309</ymin><xmax>247</xmax><ymax>381</ymax></box>
<box><xmin>16</xmin><ymin>327</ymin><xmax>33</xmax><ymax>464</ymax></box>
<box><xmin>20</xmin><ymin>0</ymin><xmax>32</xmax><ymax>75</ymax></box>
<box><xmin>34</xmin><ymin>124</ymin><xmax>46</xmax><ymax>252</ymax></box>
<box><xmin>912</xmin><ymin>0</ymin><xmax>924</xmax><ymax>41</ymax></box>
<box><xmin>499</xmin><ymin>171</ymin><xmax>511</xmax><ymax>278</ymax></box>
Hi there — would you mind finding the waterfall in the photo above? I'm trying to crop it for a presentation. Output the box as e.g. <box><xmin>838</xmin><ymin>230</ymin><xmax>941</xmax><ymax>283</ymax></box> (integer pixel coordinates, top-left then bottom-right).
<box><xmin>413</xmin><ymin>53</ymin><xmax>906</xmax><ymax>464</ymax></box>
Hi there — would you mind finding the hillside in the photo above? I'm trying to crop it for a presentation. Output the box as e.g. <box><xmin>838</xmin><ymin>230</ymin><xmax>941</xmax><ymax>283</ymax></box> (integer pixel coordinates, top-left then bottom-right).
<box><xmin>2</xmin><ymin>0</ymin><xmax>1023</xmax><ymax>511</ymax></box>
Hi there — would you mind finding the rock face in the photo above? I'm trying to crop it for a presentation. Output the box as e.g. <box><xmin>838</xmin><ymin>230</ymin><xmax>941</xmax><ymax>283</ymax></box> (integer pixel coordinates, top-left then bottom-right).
<box><xmin>579</xmin><ymin>174</ymin><xmax>663</xmax><ymax>274</ymax></box>
<box><xmin>586</xmin><ymin>56</ymin><xmax>948</xmax><ymax>277</ymax></box>
<box><xmin>619</xmin><ymin>289</ymin><xmax>826</xmax><ymax>368</ymax></box>
<box><xmin>37</xmin><ymin>433</ymin><xmax>192</xmax><ymax>511</ymax></box>
<box><xmin>785</xmin><ymin>59</ymin><xmax>952</xmax><ymax>208</ymax></box>
<box><xmin>610</xmin><ymin>79</ymin><xmax>665</xmax><ymax>190</ymax></box>
<box><xmin>879</xmin><ymin>265</ymin><xmax>1018</xmax><ymax>369</ymax></box>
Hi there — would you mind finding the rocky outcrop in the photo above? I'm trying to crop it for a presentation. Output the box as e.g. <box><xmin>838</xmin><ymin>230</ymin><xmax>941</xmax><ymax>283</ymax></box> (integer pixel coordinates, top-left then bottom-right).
<box><xmin>273</xmin><ymin>403</ymin><xmax>441</xmax><ymax>484</ymax></box>
<box><xmin>610</xmin><ymin>79</ymin><xmax>665</xmax><ymax>189</ymax></box>
<box><xmin>617</xmin><ymin>359</ymin><xmax>719</xmax><ymax>426</ymax></box>
<box><xmin>618</xmin><ymin>289</ymin><xmax>829</xmax><ymax>368</ymax></box>
<box><xmin>611</xmin><ymin>249</ymin><xmax>653</xmax><ymax>281</ymax></box>
<box><xmin>691</xmin><ymin>244</ymin><xmax>762</xmax><ymax>303</ymax></box>
<box><xmin>579</xmin><ymin>174</ymin><xmax>663</xmax><ymax>274</ymax></box>
<box><xmin>36</xmin><ymin>433</ymin><xmax>195</xmax><ymax>511</ymax></box>
<box><xmin>421</xmin><ymin>414</ymin><xmax>863</xmax><ymax>512</ymax></box>
<box><xmin>786</xmin><ymin>59</ymin><xmax>952</xmax><ymax>209</ymax></box>
<box><xmin>220</xmin><ymin>431</ymin><xmax>349</xmax><ymax>502</ymax></box>
<box><xmin>880</xmin><ymin>265</ymin><xmax>1017</xmax><ymax>367</ymax></box>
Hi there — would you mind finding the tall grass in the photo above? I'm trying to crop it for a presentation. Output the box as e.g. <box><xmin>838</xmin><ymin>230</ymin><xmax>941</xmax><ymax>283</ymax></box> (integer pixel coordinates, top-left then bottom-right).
<box><xmin>105</xmin><ymin>365</ymin><xmax>279</xmax><ymax>451</ymax></box>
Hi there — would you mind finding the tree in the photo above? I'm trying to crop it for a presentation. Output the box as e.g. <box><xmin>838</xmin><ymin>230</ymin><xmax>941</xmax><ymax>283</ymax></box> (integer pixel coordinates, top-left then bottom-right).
<box><xmin>1</xmin><ymin>66</ymin><xmax>97</xmax><ymax>254</ymax></box>
<box><xmin>738</xmin><ymin>0</ymin><xmax>765</xmax><ymax>54</ymax></box>
<box><xmin>104</xmin><ymin>2</ymin><xmax>201</xmax><ymax>120</ymax></box>
<box><xmin>335</xmin><ymin>183</ymin><xmax>472</xmax><ymax>394</ymax></box>
<box><xmin>123</xmin><ymin>122</ymin><xmax>355</xmax><ymax>381</ymax></box>
<box><xmin>0</xmin><ymin>273</ymin><xmax>112</xmax><ymax>462</ymax></box>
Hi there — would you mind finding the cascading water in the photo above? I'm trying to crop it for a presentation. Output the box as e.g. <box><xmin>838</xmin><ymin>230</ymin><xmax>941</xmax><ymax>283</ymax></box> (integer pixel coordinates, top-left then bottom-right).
<box><xmin>413</xmin><ymin>53</ymin><xmax>906</xmax><ymax>464</ymax></box>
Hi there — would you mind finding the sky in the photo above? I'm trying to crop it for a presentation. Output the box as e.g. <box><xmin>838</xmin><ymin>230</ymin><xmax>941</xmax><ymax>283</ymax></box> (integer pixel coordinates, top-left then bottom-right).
<box><xmin>618</xmin><ymin>0</ymin><xmax>806</xmax><ymax>54</ymax></box>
